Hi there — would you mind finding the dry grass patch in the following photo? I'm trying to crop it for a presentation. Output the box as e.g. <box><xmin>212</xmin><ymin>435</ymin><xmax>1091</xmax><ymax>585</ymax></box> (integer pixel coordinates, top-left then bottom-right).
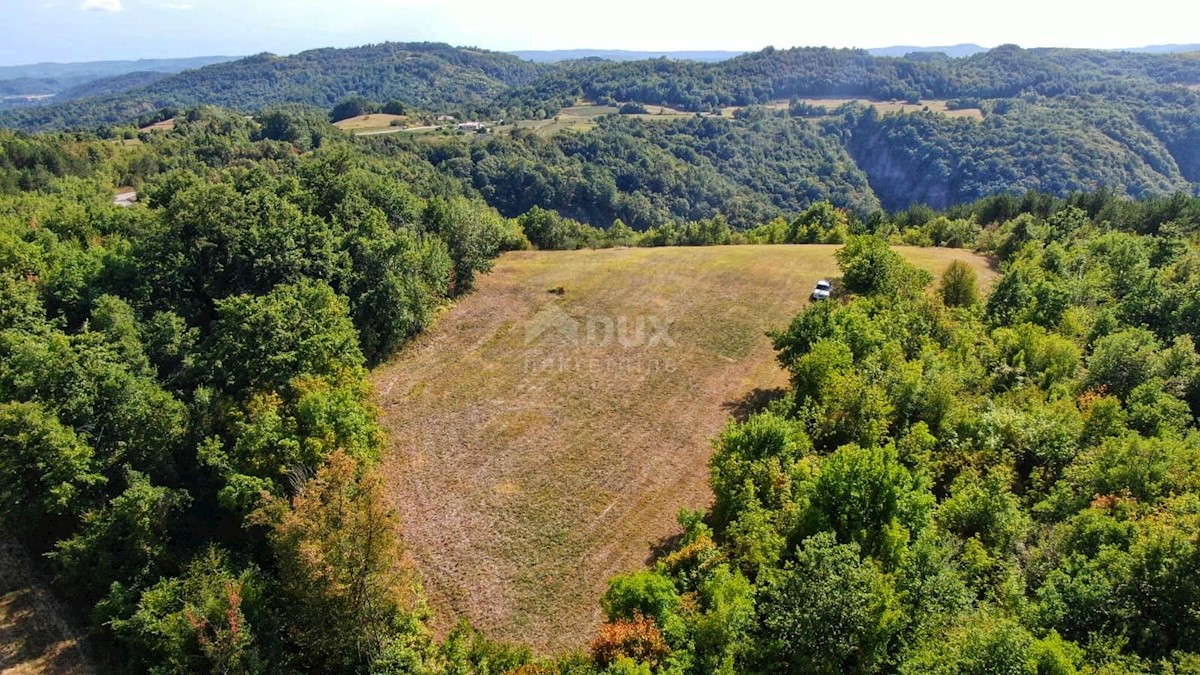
<box><xmin>334</xmin><ymin>113</ymin><xmax>409</xmax><ymax>132</ymax></box>
<box><xmin>796</xmin><ymin>97</ymin><xmax>983</xmax><ymax>119</ymax></box>
<box><xmin>138</xmin><ymin>117</ymin><xmax>175</xmax><ymax>132</ymax></box>
<box><xmin>372</xmin><ymin>245</ymin><xmax>996</xmax><ymax>653</ymax></box>
<box><xmin>0</xmin><ymin>532</ymin><xmax>95</xmax><ymax>674</ymax></box>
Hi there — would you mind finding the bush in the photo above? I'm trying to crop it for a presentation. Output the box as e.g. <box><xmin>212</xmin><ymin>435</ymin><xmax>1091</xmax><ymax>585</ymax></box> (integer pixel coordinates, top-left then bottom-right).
<box><xmin>836</xmin><ymin>235</ymin><xmax>932</xmax><ymax>297</ymax></box>
<box><xmin>939</xmin><ymin>260</ymin><xmax>980</xmax><ymax>308</ymax></box>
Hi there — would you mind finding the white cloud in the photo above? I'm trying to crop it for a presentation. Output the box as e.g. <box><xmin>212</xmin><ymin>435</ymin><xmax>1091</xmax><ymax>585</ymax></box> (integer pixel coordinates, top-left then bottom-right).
<box><xmin>161</xmin><ymin>2</ymin><xmax>193</xmax><ymax>8</ymax></box>
<box><xmin>80</xmin><ymin>0</ymin><xmax>124</xmax><ymax>11</ymax></box>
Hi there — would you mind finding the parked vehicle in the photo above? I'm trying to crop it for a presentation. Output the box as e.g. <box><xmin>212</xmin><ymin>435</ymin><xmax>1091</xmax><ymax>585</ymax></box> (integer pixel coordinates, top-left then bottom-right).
<box><xmin>811</xmin><ymin>279</ymin><xmax>832</xmax><ymax>300</ymax></box>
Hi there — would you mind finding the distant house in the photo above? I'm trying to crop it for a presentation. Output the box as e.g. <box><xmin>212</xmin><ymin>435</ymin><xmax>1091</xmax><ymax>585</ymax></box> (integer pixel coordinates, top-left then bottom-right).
<box><xmin>436</xmin><ymin>114</ymin><xmax>456</xmax><ymax>122</ymax></box>
<box><xmin>457</xmin><ymin>121</ymin><xmax>485</xmax><ymax>131</ymax></box>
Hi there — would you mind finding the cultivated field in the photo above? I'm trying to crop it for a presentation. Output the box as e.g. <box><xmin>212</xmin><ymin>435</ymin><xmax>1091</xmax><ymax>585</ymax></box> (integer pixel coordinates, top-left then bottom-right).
<box><xmin>372</xmin><ymin>244</ymin><xmax>997</xmax><ymax>653</ymax></box>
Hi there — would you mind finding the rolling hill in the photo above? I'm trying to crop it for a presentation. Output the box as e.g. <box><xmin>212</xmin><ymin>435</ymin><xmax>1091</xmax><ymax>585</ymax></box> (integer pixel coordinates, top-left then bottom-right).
<box><xmin>510</xmin><ymin>49</ymin><xmax>745</xmax><ymax>62</ymax></box>
<box><xmin>3</xmin><ymin>42</ymin><xmax>1200</xmax><ymax>215</ymax></box>
<box><xmin>0</xmin><ymin>43</ymin><xmax>549</xmax><ymax>130</ymax></box>
<box><xmin>0</xmin><ymin>55</ymin><xmax>237</xmax><ymax>110</ymax></box>
<box><xmin>370</xmin><ymin>244</ymin><xmax>997</xmax><ymax>652</ymax></box>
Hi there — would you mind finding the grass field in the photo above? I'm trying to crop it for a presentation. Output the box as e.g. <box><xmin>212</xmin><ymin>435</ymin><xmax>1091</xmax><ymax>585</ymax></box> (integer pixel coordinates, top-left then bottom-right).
<box><xmin>333</xmin><ymin>113</ymin><xmax>409</xmax><ymax>133</ymax></box>
<box><xmin>496</xmin><ymin>104</ymin><xmax>619</xmax><ymax>136</ymax></box>
<box><xmin>372</xmin><ymin>244</ymin><xmax>997</xmax><ymax>653</ymax></box>
<box><xmin>138</xmin><ymin>117</ymin><xmax>175</xmax><ymax>132</ymax></box>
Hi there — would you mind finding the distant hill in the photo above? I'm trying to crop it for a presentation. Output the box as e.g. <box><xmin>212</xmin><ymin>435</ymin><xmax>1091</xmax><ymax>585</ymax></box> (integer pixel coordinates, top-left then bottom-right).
<box><xmin>0</xmin><ymin>77</ymin><xmax>57</xmax><ymax>97</ymax></box>
<box><xmin>0</xmin><ymin>42</ymin><xmax>549</xmax><ymax>130</ymax></box>
<box><xmin>0</xmin><ymin>55</ymin><xmax>238</xmax><ymax>110</ymax></box>
<box><xmin>867</xmin><ymin>43</ymin><xmax>988</xmax><ymax>58</ymax></box>
<box><xmin>868</xmin><ymin>43</ymin><xmax>1200</xmax><ymax>58</ymax></box>
<box><xmin>0</xmin><ymin>55</ymin><xmax>238</xmax><ymax>82</ymax></box>
<box><xmin>54</xmin><ymin>71</ymin><xmax>172</xmax><ymax>102</ymax></box>
<box><xmin>511</xmin><ymin>49</ymin><xmax>744</xmax><ymax>62</ymax></box>
<box><xmin>1122</xmin><ymin>43</ymin><xmax>1200</xmax><ymax>54</ymax></box>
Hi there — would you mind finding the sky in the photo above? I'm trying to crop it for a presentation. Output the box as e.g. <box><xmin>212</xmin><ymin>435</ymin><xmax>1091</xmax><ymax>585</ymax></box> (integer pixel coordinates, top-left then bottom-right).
<box><xmin>0</xmin><ymin>0</ymin><xmax>1197</xmax><ymax>66</ymax></box>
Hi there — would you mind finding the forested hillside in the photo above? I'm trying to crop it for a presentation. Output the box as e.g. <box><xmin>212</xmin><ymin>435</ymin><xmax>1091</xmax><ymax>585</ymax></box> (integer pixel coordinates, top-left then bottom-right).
<box><xmin>7</xmin><ymin>43</ymin><xmax>1196</xmax><ymax>215</ymax></box>
<box><xmin>0</xmin><ymin>110</ymin><xmax>532</xmax><ymax>672</ymax></box>
<box><xmin>498</xmin><ymin>45</ymin><xmax>1200</xmax><ymax>115</ymax></box>
<box><xmin>397</xmin><ymin>112</ymin><xmax>877</xmax><ymax>229</ymax></box>
<box><xmin>0</xmin><ymin>43</ymin><xmax>549</xmax><ymax>131</ymax></box>
<box><xmin>590</xmin><ymin>199</ymin><xmax>1200</xmax><ymax>673</ymax></box>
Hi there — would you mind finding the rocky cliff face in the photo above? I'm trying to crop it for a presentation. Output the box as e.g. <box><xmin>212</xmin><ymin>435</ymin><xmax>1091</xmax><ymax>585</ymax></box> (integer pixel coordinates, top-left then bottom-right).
<box><xmin>839</xmin><ymin>104</ymin><xmax>1199</xmax><ymax>213</ymax></box>
<box><xmin>845</xmin><ymin>124</ymin><xmax>954</xmax><ymax>211</ymax></box>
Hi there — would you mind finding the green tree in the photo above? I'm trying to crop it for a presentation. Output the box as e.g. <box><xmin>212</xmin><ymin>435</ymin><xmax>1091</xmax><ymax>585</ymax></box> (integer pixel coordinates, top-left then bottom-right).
<box><xmin>347</xmin><ymin>211</ymin><xmax>450</xmax><ymax>364</ymax></box>
<box><xmin>807</xmin><ymin>443</ymin><xmax>932</xmax><ymax>562</ymax></box>
<box><xmin>0</xmin><ymin>401</ymin><xmax>104</xmax><ymax>537</ymax></box>
<box><xmin>985</xmin><ymin>266</ymin><xmax>1034</xmax><ymax>327</ymax></box>
<box><xmin>112</xmin><ymin>547</ymin><xmax>266</xmax><ymax>674</ymax></box>
<box><xmin>1084</xmin><ymin>328</ymin><xmax>1162</xmax><ymax>400</ymax></box>
<box><xmin>200</xmin><ymin>280</ymin><xmax>364</xmax><ymax>398</ymax></box>
<box><xmin>602</xmin><ymin>571</ymin><xmax>680</xmax><ymax>623</ymax></box>
<box><xmin>330</xmin><ymin>96</ymin><xmax>378</xmax><ymax>122</ymax></box>
<box><xmin>258</xmin><ymin>451</ymin><xmax>423</xmax><ymax>672</ymax></box>
<box><xmin>900</xmin><ymin>615</ymin><xmax>1046</xmax><ymax>675</ymax></box>
<box><xmin>939</xmin><ymin>260</ymin><xmax>980</xmax><ymax>308</ymax></box>
<box><xmin>422</xmin><ymin>196</ymin><xmax>508</xmax><ymax>294</ymax></box>
<box><xmin>836</xmin><ymin>235</ymin><xmax>931</xmax><ymax>297</ymax></box>
<box><xmin>50</xmin><ymin>471</ymin><xmax>191</xmax><ymax>610</ymax></box>
<box><xmin>758</xmin><ymin>532</ymin><xmax>902</xmax><ymax>674</ymax></box>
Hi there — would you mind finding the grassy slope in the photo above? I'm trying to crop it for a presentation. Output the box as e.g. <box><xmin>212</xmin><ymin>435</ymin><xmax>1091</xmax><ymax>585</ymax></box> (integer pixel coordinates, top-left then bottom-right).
<box><xmin>372</xmin><ymin>245</ymin><xmax>997</xmax><ymax>653</ymax></box>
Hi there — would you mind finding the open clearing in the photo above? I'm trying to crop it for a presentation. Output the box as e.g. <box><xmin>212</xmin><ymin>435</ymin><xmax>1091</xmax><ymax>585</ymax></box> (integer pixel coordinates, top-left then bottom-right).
<box><xmin>408</xmin><ymin>97</ymin><xmax>981</xmax><ymax>143</ymax></box>
<box><xmin>333</xmin><ymin>113</ymin><xmax>409</xmax><ymax>133</ymax></box>
<box><xmin>372</xmin><ymin>244</ymin><xmax>996</xmax><ymax>653</ymax></box>
<box><xmin>492</xmin><ymin>98</ymin><xmax>982</xmax><ymax>139</ymax></box>
<box><xmin>138</xmin><ymin>117</ymin><xmax>175</xmax><ymax>132</ymax></box>
<box><xmin>496</xmin><ymin>105</ymin><xmax>619</xmax><ymax>136</ymax></box>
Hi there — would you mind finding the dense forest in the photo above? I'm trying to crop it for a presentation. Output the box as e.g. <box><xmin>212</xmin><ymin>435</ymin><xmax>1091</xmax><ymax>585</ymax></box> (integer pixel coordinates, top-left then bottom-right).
<box><xmin>0</xmin><ymin>43</ymin><xmax>549</xmax><ymax>130</ymax></box>
<box><xmin>393</xmin><ymin>112</ymin><xmax>877</xmax><ymax>229</ymax></box>
<box><xmin>2</xmin><ymin>100</ymin><xmax>1200</xmax><ymax>672</ymax></box>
